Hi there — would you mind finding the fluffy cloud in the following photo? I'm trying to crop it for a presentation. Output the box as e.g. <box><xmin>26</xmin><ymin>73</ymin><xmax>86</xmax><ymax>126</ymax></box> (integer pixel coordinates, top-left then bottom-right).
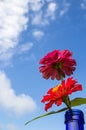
<box><xmin>31</xmin><ymin>11</ymin><xmax>47</xmax><ymax>25</ymax></box>
<box><xmin>0</xmin><ymin>0</ymin><xmax>57</xmax><ymax>63</ymax></box>
<box><xmin>45</xmin><ymin>2</ymin><xmax>57</xmax><ymax>20</ymax></box>
<box><xmin>0</xmin><ymin>71</ymin><xmax>37</xmax><ymax>115</ymax></box>
<box><xmin>32</xmin><ymin>30</ymin><xmax>44</xmax><ymax>39</ymax></box>
<box><xmin>17</xmin><ymin>42</ymin><xmax>33</xmax><ymax>54</ymax></box>
<box><xmin>0</xmin><ymin>0</ymin><xmax>29</xmax><ymax>61</ymax></box>
<box><xmin>59</xmin><ymin>1</ymin><xmax>70</xmax><ymax>17</ymax></box>
<box><xmin>7</xmin><ymin>124</ymin><xmax>17</xmax><ymax>130</ymax></box>
<box><xmin>0</xmin><ymin>0</ymin><xmax>70</xmax><ymax>63</ymax></box>
<box><xmin>31</xmin><ymin>1</ymin><xmax>57</xmax><ymax>26</ymax></box>
<box><xmin>0</xmin><ymin>123</ymin><xmax>18</xmax><ymax>130</ymax></box>
<box><xmin>29</xmin><ymin>0</ymin><xmax>44</xmax><ymax>11</ymax></box>
<box><xmin>81</xmin><ymin>0</ymin><xmax>86</xmax><ymax>9</ymax></box>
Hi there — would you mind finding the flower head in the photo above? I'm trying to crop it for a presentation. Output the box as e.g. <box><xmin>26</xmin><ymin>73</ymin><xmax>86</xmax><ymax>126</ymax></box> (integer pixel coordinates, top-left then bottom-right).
<box><xmin>39</xmin><ymin>50</ymin><xmax>76</xmax><ymax>80</ymax></box>
<box><xmin>41</xmin><ymin>77</ymin><xmax>82</xmax><ymax>111</ymax></box>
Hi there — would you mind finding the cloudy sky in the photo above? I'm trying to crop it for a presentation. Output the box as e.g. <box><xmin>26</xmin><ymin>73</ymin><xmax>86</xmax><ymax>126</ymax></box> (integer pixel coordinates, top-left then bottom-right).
<box><xmin>0</xmin><ymin>0</ymin><xmax>86</xmax><ymax>130</ymax></box>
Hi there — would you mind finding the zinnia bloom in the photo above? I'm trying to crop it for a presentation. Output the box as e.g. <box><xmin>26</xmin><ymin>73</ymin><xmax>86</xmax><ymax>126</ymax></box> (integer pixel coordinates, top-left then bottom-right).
<box><xmin>39</xmin><ymin>50</ymin><xmax>76</xmax><ymax>80</ymax></box>
<box><xmin>41</xmin><ymin>77</ymin><xmax>82</xmax><ymax>111</ymax></box>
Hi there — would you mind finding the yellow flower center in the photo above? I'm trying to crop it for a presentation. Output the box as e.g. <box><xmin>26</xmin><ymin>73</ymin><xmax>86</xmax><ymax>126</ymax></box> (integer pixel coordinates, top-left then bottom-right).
<box><xmin>52</xmin><ymin>84</ymin><xmax>61</xmax><ymax>92</ymax></box>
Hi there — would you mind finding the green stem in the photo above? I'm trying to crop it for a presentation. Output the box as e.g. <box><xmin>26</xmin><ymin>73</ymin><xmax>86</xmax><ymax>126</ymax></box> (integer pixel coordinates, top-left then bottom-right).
<box><xmin>63</xmin><ymin>96</ymin><xmax>71</xmax><ymax>110</ymax></box>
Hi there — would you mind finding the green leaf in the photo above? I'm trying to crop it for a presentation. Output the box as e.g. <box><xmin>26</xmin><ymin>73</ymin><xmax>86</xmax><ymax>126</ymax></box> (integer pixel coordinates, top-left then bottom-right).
<box><xmin>71</xmin><ymin>97</ymin><xmax>86</xmax><ymax>107</ymax></box>
<box><xmin>25</xmin><ymin>97</ymin><xmax>86</xmax><ymax>125</ymax></box>
<box><xmin>25</xmin><ymin>107</ymin><xmax>68</xmax><ymax>125</ymax></box>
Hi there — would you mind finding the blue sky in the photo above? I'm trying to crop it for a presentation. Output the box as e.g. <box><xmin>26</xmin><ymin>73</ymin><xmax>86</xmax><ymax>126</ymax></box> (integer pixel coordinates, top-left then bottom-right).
<box><xmin>0</xmin><ymin>0</ymin><xmax>86</xmax><ymax>130</ymax></box>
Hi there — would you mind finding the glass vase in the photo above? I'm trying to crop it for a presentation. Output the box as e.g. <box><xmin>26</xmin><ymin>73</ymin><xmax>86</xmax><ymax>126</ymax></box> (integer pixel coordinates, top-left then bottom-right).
<box><xmin>65</xmin><ymin>109</ymin><xmax>85</xmax><ymax>130</ymax></box>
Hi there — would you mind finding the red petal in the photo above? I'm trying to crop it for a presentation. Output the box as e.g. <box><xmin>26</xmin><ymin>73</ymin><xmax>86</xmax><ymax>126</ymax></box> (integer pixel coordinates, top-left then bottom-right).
<box><xmin>72</xmin><ymin>85</ymin><xmax>82</xmax><ymax>92</ymax></box>
<box><xmin>45</xmin><ymin>101</ymin><xmax>54</xmax><ymax>111</ymax></box>
<box><xmin>56</xmin><ymin>98</ymin><xmax>62</xmax><ymax>106</ymax></box>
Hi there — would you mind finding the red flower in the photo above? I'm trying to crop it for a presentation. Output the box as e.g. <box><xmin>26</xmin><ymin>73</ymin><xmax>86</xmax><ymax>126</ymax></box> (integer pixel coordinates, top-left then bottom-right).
<box><xmin>39</xmin><ymin>50</ymin><xmax>76</xmax><ymax>80</ymax></box>
<box><xmin>41</xmin><ymin>77</ymin><xmax>82</xmax><ymax>111</ymax></box>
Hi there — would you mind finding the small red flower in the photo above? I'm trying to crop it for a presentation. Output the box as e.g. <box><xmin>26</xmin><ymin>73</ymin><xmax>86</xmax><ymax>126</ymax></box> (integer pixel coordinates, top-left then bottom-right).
<box><xmin>41</xmin><ymin>77</ymin><xmax>82</xmax><ymax>111</ymax></box>
<box><xmin>39</xmin><ymin>50</ymin><xmax>76</xmax><ymax>80</ymax></box>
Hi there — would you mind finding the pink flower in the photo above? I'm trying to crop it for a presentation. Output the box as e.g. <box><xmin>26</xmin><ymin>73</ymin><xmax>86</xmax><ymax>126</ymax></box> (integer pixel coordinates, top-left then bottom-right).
<box><xmin>41</xmin><ymin>77</ymin><xmax>82</xmax><ymax>111</ymax></box>
<box><xmin>39</xmin><ymin>50</ymin><xmax>76</xmax><ymax>80</ymax></box>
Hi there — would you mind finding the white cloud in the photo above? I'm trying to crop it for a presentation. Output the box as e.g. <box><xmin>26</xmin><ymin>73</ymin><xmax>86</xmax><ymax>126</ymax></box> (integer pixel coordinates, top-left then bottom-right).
<box><xmin>81</xmin><ymin>0</ymin><xmax>86</xmax><ymax>10</ymax></box>
<box><xmin>0</xmin><ymin>0</ymin><xmax>56</xmax><ymax>62</ymax></box>
<box><xmin>0</xmin><ymin>123</ymin><xmax>18</xmax><ymax>130</ymax></box>
<box><xmin>7</xmin><ymin>124</ymin><xmax>18</xmax><ymax>130</ymax></box>
<box><xmin>46</xmin><ymin>0</ymin><xmax>54</xmax><ymax>1</ymax></box>
<box><xmin>45</xmin><ymin>2</ymin><xmax>57</xmax><ymax>20</ymax></box>
<box><xmin>47</xmin><ymin>2</ymin><xmax>57</xmax><ymax>12</ymax></box>
<box><xmin>31</xmin><ymin>1</ymin><xmax>57</xmax><ymax>26</ymax></box>
<box><xmin>18</xmin><ymin>42</ymin><xmax>33</xmax><ymax>54</ymax></box>
<box><xmin>0</xmin><ymin>71</ymin><xmax>37</xmax><ymax>115</ymax></box>
<box><xmin>32</xmin><ymin>30</ymin><xmax>44</xmax><ymax>39</ymax></box>
<box><xmin>0</xmin><ymin>0</ymin><xmax>29</xmax><ymax>61</ymax></box>
<box><xmin>31</xmin><ymin>11</ymin><xmax>49</xmax><ymax>26</ymax></box>
<box><xmin>0</xmin><ymin>0</ymin><xmax>70</xmax><ymax>63</ymax></box>
<box><xmin>30</xmin><ymin>1</ymin><xmax>57</xmax><ymax>21</ymax></box>
<box><xmin>59</xmin><ymin>2</ymin><xmax>70</xmax><ymax>17</ymax></box>
<box><xmin>29</xmin><ymin>0</ymin><xmax>44</xmax><ymax>11</ymax></box>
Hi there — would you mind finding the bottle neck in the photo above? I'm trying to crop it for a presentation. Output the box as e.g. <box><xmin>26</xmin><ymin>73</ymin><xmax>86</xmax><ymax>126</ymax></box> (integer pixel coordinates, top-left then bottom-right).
<box><xmin>65</xmin><ymin>109</ymin><xmax>85</xmax><ymax>130</ymax></box>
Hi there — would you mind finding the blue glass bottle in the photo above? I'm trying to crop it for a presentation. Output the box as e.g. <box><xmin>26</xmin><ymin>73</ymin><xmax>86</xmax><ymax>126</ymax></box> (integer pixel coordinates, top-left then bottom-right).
<box><xmin>65</xmin><ymin>109</ymin><xmax>85</xmax><ymax>130</ymax></box>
